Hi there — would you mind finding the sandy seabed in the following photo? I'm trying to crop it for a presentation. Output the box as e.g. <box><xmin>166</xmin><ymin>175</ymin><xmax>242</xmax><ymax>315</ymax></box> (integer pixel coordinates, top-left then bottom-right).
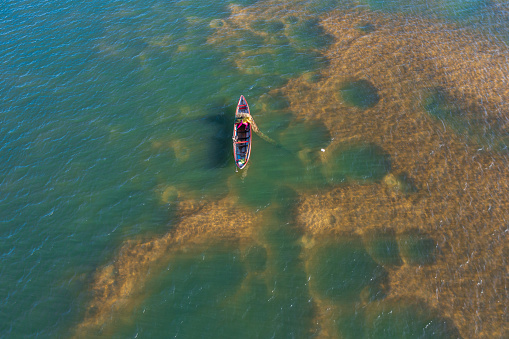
<box><xmin>76</xmin><ymin>3</ymin><xmax>508</xmax><ymax>338</ymax></box>
<box><xmin>74</xmin><ymin>194</ymin><xmax>262</xmax><ymax>337</ymax></box>
<box><xmin>287</xmin><ymin>7</ymin><xmax>509</xmax><ymax>339</ymax></box>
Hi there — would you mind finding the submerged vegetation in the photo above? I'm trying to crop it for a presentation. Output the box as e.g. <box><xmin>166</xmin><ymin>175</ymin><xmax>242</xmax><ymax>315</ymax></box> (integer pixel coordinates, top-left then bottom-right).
<box><xmin>74</xmin><ymin>1</ymin><xmax>509</xmax><ymax>338</ymax></box>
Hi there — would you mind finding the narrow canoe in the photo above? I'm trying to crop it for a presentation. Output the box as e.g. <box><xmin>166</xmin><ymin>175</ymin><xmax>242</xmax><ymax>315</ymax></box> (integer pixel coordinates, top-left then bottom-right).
<box><xmin>233</xmin><ymin>95</ymin><xmax>252</xmax><ymax>169</ymax></box>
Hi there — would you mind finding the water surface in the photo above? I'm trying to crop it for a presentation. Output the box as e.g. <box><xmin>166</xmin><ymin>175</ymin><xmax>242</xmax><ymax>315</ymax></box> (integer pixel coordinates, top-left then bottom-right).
<box><xmin>1</xmin><ymin>0</ymin><xmax>508</xmax><ymax>337</ymax></box>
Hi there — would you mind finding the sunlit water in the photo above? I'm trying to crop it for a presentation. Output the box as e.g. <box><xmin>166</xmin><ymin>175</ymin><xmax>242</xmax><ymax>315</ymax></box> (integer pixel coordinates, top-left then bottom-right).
<box><xmin>1</xmin><ymin>0</ymin><xmax>508</xmax><ymax>337</ymax></box>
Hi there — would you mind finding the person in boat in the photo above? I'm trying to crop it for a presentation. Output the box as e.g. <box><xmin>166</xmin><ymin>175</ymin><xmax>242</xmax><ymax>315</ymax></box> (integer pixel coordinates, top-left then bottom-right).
<box><xmin>235</xmin><ymin>113</ymin><xmax>256</xmax><ymax>131</ymax></box>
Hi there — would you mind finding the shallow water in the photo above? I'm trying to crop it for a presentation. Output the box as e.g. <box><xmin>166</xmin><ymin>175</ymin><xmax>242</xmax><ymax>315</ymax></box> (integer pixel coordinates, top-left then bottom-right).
<box><xmin>1</xmin><ymin>0</ymin><xmax>509</xmax><ymax>337</ymax></box>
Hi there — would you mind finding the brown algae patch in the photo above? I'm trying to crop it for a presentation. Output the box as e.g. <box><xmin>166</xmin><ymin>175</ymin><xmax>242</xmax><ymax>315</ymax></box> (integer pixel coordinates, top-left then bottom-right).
<box><xmin>208</xmin><ymin>3</ymin><xmax>331</xmax><ymax>81</ymax></box>
<box><xmin>289</xmin><ymin>7</ymin><xmax>509</xmax><ymax>339</ymax></box>
<box><xmin>77</xmin><ymin>3</ymin><xmax>509</xmax><ymax>337</ymax></box>
<box><xmin>75</xmin><ymin>196</ymin><xmax>262</xmax><ymax>336</ymax></box>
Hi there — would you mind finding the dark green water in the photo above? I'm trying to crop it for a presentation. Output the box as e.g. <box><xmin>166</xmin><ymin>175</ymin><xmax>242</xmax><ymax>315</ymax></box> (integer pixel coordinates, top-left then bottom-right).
<box><xmin>1</xmin><ymin>0</ymin><xmax>508</xmax><ymax>337</ymax></box>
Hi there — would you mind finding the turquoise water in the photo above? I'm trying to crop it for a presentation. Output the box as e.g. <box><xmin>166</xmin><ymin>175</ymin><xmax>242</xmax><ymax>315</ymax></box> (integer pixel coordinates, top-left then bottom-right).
<box><xmin>1</xmin><ymin>0</ymin><xmax>508</xmax><ymax>337</ymax></box>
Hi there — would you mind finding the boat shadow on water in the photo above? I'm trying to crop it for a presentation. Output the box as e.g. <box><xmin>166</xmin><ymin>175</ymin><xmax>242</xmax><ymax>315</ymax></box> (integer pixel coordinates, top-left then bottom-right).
<box><xmin>204</xmin><ymin>112</ymin><xmax>233</xmax><ymax>169</ymax></box>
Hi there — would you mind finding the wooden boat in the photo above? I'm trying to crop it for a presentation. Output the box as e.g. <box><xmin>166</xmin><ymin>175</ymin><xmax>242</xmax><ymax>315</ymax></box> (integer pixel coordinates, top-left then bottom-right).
<box><xmin>233</xmin><ymin>95</ymin><xmax>252</xmax><ymax>169</ymax></box>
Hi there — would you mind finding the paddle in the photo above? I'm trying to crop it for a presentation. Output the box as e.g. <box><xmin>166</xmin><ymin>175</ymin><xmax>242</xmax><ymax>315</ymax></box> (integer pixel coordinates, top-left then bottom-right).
<box><xmin>236</xmin><ymin>113</ymin><xmax>290</xmax><ymax>152</ymax></box>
